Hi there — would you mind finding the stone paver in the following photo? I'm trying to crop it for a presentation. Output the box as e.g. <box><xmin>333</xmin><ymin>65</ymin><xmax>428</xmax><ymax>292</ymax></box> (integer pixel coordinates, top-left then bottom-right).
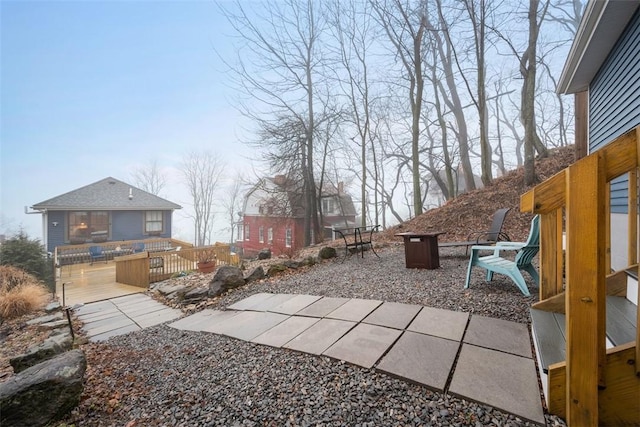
<box><xmin>295</xmin><ymin>297</ymin><xmax>349</xmax><ymax>317</ymax></box>
<box><xmin>132</xmin><ymin>308</ymin><xmax>182</xmax><ymax>328</ymax></box>
<box><xmin>407</xmin><ymin>306</ymin><xmax>469</xmax><ymax>342</ymax></box>
<box><xmin>464</xmin><ymin>315</ymin><xmax>532</xmax><ymax>358</ymax></box>
<box><xmin>74</xmin><ymin>300</ymin><xmax>115</xmax><ymax>315</ymax></box>
<box><xmin>363</xmin><ymin>302</ymin><xmax>422</xmax><ymax>330</ymax></box>
<box><xmin>252</xmin><ymin>316</ymin><xmax>320</xmax><ymax>348</ymax></box>
<box><xmin>91</xmin><ymin>323</ymin><xmax>141</xmax><ymax>342</ymax></box>
<box><xmin>268</xmin><ymin>294</ymin><xmax>322</xmax><ymax>315</ymax></box>
<box><xmin>284</xmin><ymin>318</ymin><xmax>355</xmax><ymax>355</ymax></box>
<box><xmin>449</xmin><ymin>344</ymin><xmax>544</xmax><ymax>425</ymax></box>
<box><xmin>377</xmin><ymin>331</ymin><xmax>460</xmax><ymax>392</ymax></box>
<box><xmin>325</xmin><ymin>298</ymin><xmax>382</xmax><ymax>322</ymax></box>
<box><xmin>142</xmin><ymin>292</ymin><xmax>546</xmax><ymax>423</ymax></box>
<box><xmin>168</xmin><ymin>309</ymin><xmax>228</xmax><ymax>332</ymax></box>
<box><xmin>213</xmin><ymin>311</ymin><xmax>290</xmax><ymax>341</ymax></box>
<box><xmin>323</xmin><ymin>323</ymin><xmax>402</xmax><ymax>368</ymax></box>
<box><xmin>227</xmin><ymin>293</ymin><xmax>276</xmax><ymax>311</ymax></box>
<box><xmin>82</xmin><ymin>316</ymin><xmax>137</xmax><ymax>337</ymax></box>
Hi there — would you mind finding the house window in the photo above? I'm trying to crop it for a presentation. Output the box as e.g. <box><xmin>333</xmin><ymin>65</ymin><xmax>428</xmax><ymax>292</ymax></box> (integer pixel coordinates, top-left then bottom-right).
<box><xmin>68</xmin><ymin>211</ymin><xmax>109</xmax><ymax>242</ymax></box>
<box><xmin>245</xmin><ymin>224</ymin><xmax>250</xmax><ymax>241</ymax></box>
<box><xmin>237</xmin><ymin>224</ymin><xmax>243</xmax><ymax>241</ymax></box>
<box><xmin>259</xmin><ymin>226</ymin><xmax>264</xmax><ymax>243</ymax></box>
<box><xmin>322</xmin><ymin>198</ymin><xmax>335</xmax><ymax>214</ymax></box>
<box><xmin>145</xmin><ymin>211</ymin><xmax>164</xmax><ymax>234</ymax></box>
<box><xmin>285</xmin><ymin>228</ymin><xmax>292</xmax><ymax>248</ymax></box>
<box><xmin>268</xmin><ymin>227</ymin><xmax>273</xmax><ymax>244</ymax></box>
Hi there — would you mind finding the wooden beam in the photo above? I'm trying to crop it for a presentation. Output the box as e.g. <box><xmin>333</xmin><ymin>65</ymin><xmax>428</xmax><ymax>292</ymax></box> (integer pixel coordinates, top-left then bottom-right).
<box><xmin>605</xmin><ymin>268</ymin><xmax>631</xmax><ymax>297</ymax></box>
<box><xmin>520</xmin><ymin>170</ymin><xmax>567</xmax><ymax>214</ymax></box>
<box><xmin>539</xmin><ymin>210</ymin><xmax>564</xmax><ymax>299</ymax></box>
<box><xmin>628</xmin><ymin>168</ymin><xmax>638</xmax><ymax>267</ymax></box>
<box><xmin>565</xmin><ymin>153</ymin><xmax>607</xmax><ymax>426</ymax></box>
<box><xmin>601</xmin><ymin>128</ymin><xmax>638</xmax><ymax>181</ymax></box>
<box><xmin>531</xmin><ymin>291</ymin><xmax>565</xmax><ymax>314</ymax></box>
<box><xmin>574</xmin><ymin>92</ymin><xmax>588</xmax><ymax>160</ymax></box>
<box><xmin>547</xmin><ymin>343</ymin><xmax>640</xmax><ymax>425</ymax></box>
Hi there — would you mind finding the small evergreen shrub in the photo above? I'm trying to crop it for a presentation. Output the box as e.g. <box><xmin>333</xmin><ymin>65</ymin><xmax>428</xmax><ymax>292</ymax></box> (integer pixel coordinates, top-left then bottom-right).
<box><xmin>0</xmin><ymin>231</ymin><xmax>53</xmax><ymax>286</ymax></box>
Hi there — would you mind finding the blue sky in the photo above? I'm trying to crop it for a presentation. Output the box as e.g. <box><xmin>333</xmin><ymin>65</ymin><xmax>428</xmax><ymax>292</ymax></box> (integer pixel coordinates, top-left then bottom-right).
<box><xmin>1</xmin><ymin>0</ymin><xmax>254</xmax><ymax>242</ymax></box>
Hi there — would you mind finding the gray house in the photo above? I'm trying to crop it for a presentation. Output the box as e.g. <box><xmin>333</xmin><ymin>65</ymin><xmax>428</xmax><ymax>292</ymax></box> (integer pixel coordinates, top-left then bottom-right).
<box><xmin>557</xmin><ymin>0</ymin><xmax>640</xmax><ymax>270</ymax></box>
<box><xmin>31</xmin><ymin>177</ymin><xmax>181</xmax><ymax>252</ymax></box>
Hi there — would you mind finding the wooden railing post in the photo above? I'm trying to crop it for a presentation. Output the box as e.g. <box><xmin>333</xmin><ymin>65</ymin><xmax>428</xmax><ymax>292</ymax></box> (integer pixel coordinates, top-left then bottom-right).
<box><xmin>565</xmin><ymin>153</ymin><xmax>607</xmax><ymax>426</ymax></box>
<box><xmin>540</xmin><ymin>209</ymin><xmax>564</xmax><ymax>299</ymax></box>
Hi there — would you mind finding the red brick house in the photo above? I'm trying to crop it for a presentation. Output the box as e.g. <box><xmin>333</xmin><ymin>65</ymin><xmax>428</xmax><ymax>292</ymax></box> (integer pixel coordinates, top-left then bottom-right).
<box><xmin>238</xmin><ymin>175</ymin><xmax>356</xmax><ymax>257</ymax></box>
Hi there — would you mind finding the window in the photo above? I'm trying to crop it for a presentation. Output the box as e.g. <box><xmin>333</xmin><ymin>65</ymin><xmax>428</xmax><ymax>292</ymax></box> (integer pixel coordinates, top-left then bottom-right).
<box><xmin>237</xmin><ymin>224</ymin><xmax>243</xmax><ymax>241</ymax></box>
<box><xmin>285</xmin><ymin>228</ymin><xmax>292</xmax><ymax>248</ymax></box>
<box><xmin>145</xmin><ymin>211</ymin><xmax>164</xmax><ymax>234</ymax></box>
<box><xmin>267</xmin><ymin>227</ymin><xmax>273</xmax><ymax>244</ymax></box>
<box><xmin>322</xmin><ymin>198</ymin><xmax>335</xmax><ymax>214</ymax></box>
<box><xmin>259</xmin><ymin>226</ymin><xmax>264</xmax><ymax>243</ymax></box>
<box><xmin>245</xmin><ymin>224</ymin><xmax>250</xmax><ymax>241</ymax></box>
<box><xmin>68</xmin><ymin>211</ymin><xmax>109</xmax><ymax>242</ymax></box>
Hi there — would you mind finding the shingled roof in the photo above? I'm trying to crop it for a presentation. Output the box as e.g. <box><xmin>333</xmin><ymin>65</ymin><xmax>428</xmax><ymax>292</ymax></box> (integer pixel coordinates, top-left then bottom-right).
<box><xmin>31</xmin><ymin>177</ymin><xmax>181</xmax><ymax>210</ymax></box>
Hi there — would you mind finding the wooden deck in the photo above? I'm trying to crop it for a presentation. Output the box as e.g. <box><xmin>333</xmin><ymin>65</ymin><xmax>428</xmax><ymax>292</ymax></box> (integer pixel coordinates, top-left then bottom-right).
<box><xmin>55</xmin><ymin>261</ymin><xmax>144</xmax><ymax>307</ymax></box>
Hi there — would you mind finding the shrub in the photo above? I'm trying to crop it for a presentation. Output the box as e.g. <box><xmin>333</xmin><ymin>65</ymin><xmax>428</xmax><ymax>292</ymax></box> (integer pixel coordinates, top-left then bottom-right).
<box><xmin>0</xmin><ymin>231</ymin><xmax>53</xmax><ymax>285</ymax></box>
<box><xmin>0</xmin><ymin>265</ymin><xmax>48</xmax><ymax>320</ymax></box>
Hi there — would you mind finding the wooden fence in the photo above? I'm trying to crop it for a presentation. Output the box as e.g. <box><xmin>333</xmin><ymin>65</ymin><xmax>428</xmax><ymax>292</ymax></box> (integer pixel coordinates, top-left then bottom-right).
<box><xmin>114</xmin><ymin>244</ymin><xmax>238</xmax><ymax>287</ymax></box>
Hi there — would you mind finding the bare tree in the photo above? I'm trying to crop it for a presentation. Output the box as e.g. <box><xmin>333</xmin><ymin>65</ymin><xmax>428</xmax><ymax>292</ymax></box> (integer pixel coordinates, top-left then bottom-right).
<box><xmin>220</xmin><ymin>175</ymin><xmax>245</xmax><ymax>245</ymax></box>
<box><xmin>181</xmin><ymin>151</ymin><xmax>225</xmax><ymax>246</ymax></box>
<box><xmin>371</xmin><ymin>0</ymin><xmax>428</xmax><ymax>216</ymax></box>
<box><xmin>130</xmin><ymin>159</ymin><xmax>166</xmax><ymax>196</ymax></box>
<box><xmin>219</xmin><ymin>0</ymin><xmax>326</xmax><ymax>246</ymax></box>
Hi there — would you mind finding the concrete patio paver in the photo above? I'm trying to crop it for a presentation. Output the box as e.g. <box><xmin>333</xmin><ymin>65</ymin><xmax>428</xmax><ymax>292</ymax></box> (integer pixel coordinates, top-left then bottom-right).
<box><xmin>325</xmin><ymin>298</ymin><xmax>383</xmax><ymax>322</ymax></box>
<box><xmin>268</xmin><ymin>294</ymin><xmax>323</xmax><ymax>315</ymax></box>
<box><xmin>91</xmin><ymin>323</ymin><xmax>142</xmax><ymax>342</ymax></box>
<box><xmin>212</xmin><ymin>311</ymin><xmax>290</xmax><ymax>341</ymax></box>
<box><xmin>363</xmin><ymin>301</ymin><xmax>422</xmax><ymax>330</ymax></box>
<box><xmin>295</xmin><ymin>297</ymin><xmax>349</xmax><ymax>317</ymax></box>
<box><xmin>377</xmin><ymin>331</ymin><xmax>460</xmax><ymax>392</ymax></box>
<box><xmin>227</xmin><ymin>293</ymin><xmax>277</xmax><ymax>311</ymax></box>
<box><xmin>407</xmin><ymin>306</ymin><xmax>469</xmax><ymax>342</ymax></box>
<box><xmin>323</xmin><ymin>323</ymin><xmax>402</xmax><ymax>368</ymax></box>
<box><xmin>252</xmin><ymin>316</ymin><xmax>320</xmax><ymax>348</ymax></box>
<box><xmin>284</xmin><ymin>318</ymin><xmax>356</xmax><ymax>355</ymax></box>
<box><xmin>109</xmin><ymin>292</ymin><xmax>546</xmax><ymax>424</ymax></box>
<box><xmin>463</xmin><ymin>315</ymin><xmax>532</xmax><ymax>358</ymax></box>
<box><xmin>449</xmin><ymin>344</ymin><xmax>545</xmax><ymax>424</ymax></box>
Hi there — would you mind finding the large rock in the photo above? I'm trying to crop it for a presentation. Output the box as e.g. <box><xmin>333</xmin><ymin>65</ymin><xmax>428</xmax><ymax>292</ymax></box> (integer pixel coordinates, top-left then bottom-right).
<box><xmin>318</xmin><ymin>246</ymin><xmax>337</xmax><ymax>259</ymax></box>
<box><xmin>10</xmin><ymin>333</ymin><xmax>73</xmax><ymax>373</ymax></box>
<box><xmin>208</xmin><ymin>266</ymin><xmax>245</xmax><ymax>297</ymax></box>
<box><xmin>0</xmin><ymin>349</ymin><xmax>86</xmax><ymax>427</ymax></box>
<box><xmin>257</xmin><ymin>248</ymin><xmax>272</xmax><ymax>260</ymax></box>
<box><xmin>244</xmin><ymin>266</ymin><xmax>265</xmax><ymax>284</ymax></box>
<box><xmin>182</xmin><ymin>286</ymin><xmax>209</xmax><ymax>303</ymax></box>
<box><xmin>267</xmin><ymin>264</ymin><xmax>287</xmax><ymax>277</ymax></box>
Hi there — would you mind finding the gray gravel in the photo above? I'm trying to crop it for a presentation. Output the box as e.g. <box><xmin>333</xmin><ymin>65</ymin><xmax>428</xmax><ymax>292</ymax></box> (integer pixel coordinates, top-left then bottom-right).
<box><xmin>67</xmin><ymin>245</ymin><xmax>566</xmax><ymax>426</ymax></box>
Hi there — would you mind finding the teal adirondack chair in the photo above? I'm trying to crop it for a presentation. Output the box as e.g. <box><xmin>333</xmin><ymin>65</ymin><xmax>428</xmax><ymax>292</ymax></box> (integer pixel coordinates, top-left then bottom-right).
<box><xmin>464</xmin><ymin>215</ymin><xmax>540</xmax><ymax>296</ymax></box>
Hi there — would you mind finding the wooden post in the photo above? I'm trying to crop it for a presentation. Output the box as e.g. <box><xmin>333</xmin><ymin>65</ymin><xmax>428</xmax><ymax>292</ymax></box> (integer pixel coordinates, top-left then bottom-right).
<box><xmin>540</xmin><ymin>210</ymin><xmax>564</xmax><ymax>299</ymax></box>
<box><xmin>574</xmin><ymin>92</ymin><xmax>588</xmax><ymax>160</ymax></box>
<box><xmin>565</xmin><ymin>153</ymin><xmax>607</xmax><ymax>426</ymax></box>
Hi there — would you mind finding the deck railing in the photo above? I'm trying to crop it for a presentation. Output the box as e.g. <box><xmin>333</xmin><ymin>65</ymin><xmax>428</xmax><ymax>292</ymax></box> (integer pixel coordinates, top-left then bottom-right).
<box><xmin>521</xmin><ymin>126</ymin><xmax>639</xmax><ymax>426</ymax></box>
<box><xmin>54</xmin><ymin>238</ymin><xmax>193</xmax><ymax>266</ymax></box>
<box><xmin>114</xmin><ymin>244</ymin><xmax>239</xmax><ymax>287</ymax></box>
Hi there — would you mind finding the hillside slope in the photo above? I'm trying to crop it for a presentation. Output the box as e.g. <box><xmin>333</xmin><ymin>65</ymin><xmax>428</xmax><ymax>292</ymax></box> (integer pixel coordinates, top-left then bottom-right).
<box><xmin>384</xmin><ymin>145</ymin><xmax>576</xmax><ymax>243</ymax></box>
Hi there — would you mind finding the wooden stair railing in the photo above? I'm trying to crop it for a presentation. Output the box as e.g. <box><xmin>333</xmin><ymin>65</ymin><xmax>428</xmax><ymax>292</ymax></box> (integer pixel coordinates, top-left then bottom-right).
<box><xmin>521</xmin><ymin>125</ymin><xmax>640</xmax><ymax>426</ymax></box>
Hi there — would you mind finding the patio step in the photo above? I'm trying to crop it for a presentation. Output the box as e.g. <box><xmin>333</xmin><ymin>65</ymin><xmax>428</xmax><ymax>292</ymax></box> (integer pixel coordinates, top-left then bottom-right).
<box><xmin>531</xmin><ymin>295</ymin><xmax>637</xmax><ymax>374</ymax></box>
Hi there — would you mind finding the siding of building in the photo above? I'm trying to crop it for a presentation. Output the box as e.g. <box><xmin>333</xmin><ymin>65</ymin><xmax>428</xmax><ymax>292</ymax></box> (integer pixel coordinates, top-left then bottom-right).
<box><xmin>589</xmin><ymin>8</ymin><xmax>640</xmax><ymax>213</ymax></box>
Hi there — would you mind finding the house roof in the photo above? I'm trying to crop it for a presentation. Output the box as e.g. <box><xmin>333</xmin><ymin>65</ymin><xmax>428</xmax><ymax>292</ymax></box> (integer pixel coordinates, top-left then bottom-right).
<box><xmin>557</xmin><ymin>0</ymin><xmax>640</xmax><ymax>94</ymax></box>
<box><xmin>31</xmin><ymin>177</ymin><xmax>181</xmax><ymax>211</ymax></box>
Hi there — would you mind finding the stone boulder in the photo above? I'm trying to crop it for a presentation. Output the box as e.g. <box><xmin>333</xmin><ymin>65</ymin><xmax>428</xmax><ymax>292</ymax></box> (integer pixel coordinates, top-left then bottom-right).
<box><xmin>266</xmin><ymin>264</ymin><xmax>287</xmax><ymax>277</ymax></box>
<box><xmin>318</xmin><ymin>246</ymin><xmax>337</xmax><ymax>259</ymax></box>
<box><xmin>10</xmin><ymin>333</ymin><xmax>73</xmax><ymax>373</ymax></box>
<box><xmin>182</xmin><ymin>286</ymin><xmax>209</xmax><ymax>303</ymax></box>
<box><xmin>258</xmin><ymin>248</ymin><xmax>272</xmax><ymax>260</ymax></box>
<box><xmin>283</xmin><ymin>260</ymin><xmax>301</xmax><ymax>269</ymax></box>
<box><xmin>208</xmin><ymin>265</ymin><xmax>245</xmax><ymax>297</ymax></box>
<box><xmin>244</xmin><ymin>266</ymin><xmax>265</xmax><ymax>284</ymax></box>
<box><xmin>0</xmin><ymin>349</ymin><xmax>86</xmax><ymax>427</ymax></box>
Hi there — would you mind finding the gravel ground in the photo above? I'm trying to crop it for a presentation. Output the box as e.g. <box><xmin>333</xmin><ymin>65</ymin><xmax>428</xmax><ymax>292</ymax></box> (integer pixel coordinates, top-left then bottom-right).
<box><xmin>65</xmin><ymin>245</ymin><xmax>566</xmax><ymax>426</ymax></box>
